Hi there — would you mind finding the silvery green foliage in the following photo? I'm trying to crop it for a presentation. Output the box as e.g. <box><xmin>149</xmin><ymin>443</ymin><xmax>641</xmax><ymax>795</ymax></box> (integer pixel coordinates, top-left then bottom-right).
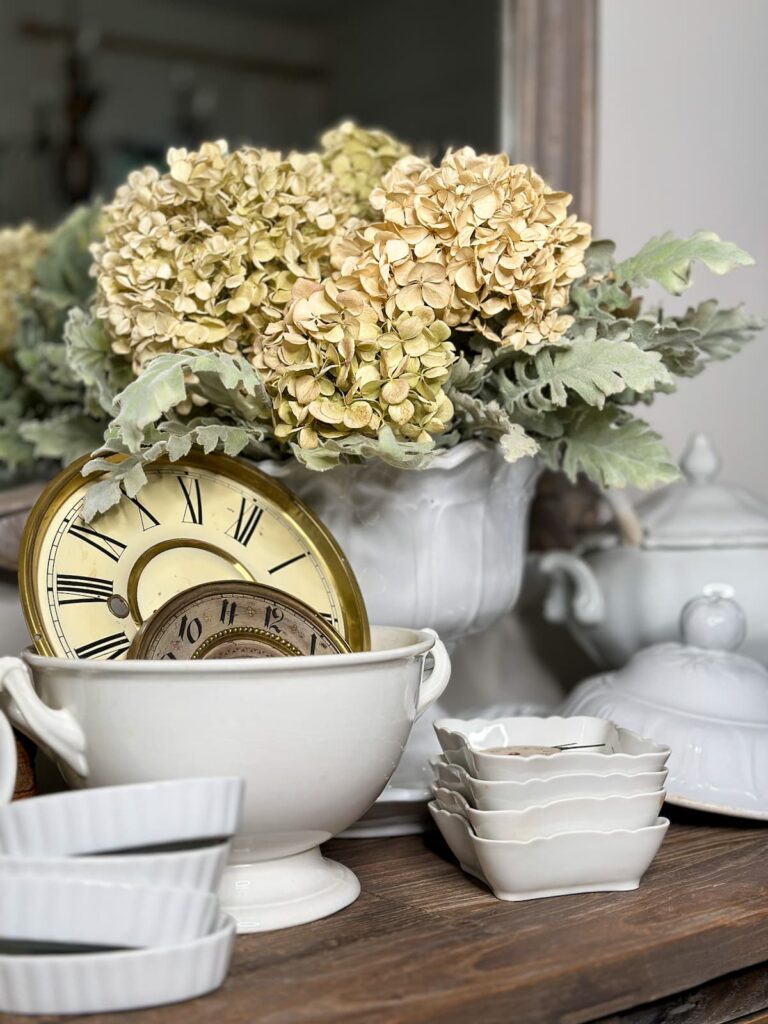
<box><xmin>0</xmin><ymin>204</ymin><xmax>108</xmax><ymax>475</ymax></box>
<box><xmin>80</xmin><ymin>349</ymin><xmax>276</xmax><ymax>518</ymax></box>
<box><xmin>0</xmin><ymin>211</ymin><xmax>762</xmax><ymax>500</ymax></box>
<box><xmin>448</xmin><ymin>232</ymin><xmax>762</xmax><ymax>489</ymax></box>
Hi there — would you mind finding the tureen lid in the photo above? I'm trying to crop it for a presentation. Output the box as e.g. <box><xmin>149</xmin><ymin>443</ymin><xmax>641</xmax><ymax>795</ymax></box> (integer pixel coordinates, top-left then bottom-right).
<box><xmin>612</xmin><ymin>594</ymin><xmax>768</xmax><ymax>721</ymax></box>
<box><xmin>636</xmin><ymin>434</ymin><xmax>768</xmax><ymax>549</ymax></box>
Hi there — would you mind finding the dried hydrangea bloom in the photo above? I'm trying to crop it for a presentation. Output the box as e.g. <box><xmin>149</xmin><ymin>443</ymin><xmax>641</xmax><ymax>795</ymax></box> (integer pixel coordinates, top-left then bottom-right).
<box><xmin>320</xmin><ymin>122</ymin><xmax>410</xmax><ymax>216</ymax></box>
<box><xmin>92</xmin><ymin>140</ymin><xmax>349</xmax><ymax>372</ymax></box>
<box><xmin>252</xmin><ymin>278</ymin><xmax>455</xmax><ymax>448</ymax></box>
<box><xmin>0</xmin><ymin>224</ymin><xmax>48</xmax><ymax>351</ymax></box>
<box><xmin>336</xmin><ymin>147</ymin><xmax>591</xmax><ymax>348</ymax></box>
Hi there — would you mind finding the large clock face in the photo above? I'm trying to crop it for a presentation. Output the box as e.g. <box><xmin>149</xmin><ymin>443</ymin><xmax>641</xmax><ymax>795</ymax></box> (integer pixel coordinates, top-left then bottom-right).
<box><xmin>20</xmin><ymin>452</ymin><xmax>369</xmax><ymax>659</ymax></box>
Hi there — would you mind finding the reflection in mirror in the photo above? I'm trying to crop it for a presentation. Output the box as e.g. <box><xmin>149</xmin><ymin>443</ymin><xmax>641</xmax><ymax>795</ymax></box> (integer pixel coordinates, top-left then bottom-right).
<box><xmin>1</xmin><ymin>0</ymin><xmax>596</xmax><ymax>225</ymax></box>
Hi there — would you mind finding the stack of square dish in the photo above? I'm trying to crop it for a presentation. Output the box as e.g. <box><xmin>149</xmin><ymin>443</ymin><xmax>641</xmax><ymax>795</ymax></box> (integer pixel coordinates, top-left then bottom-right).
<box><xmin>429</xmin><ymin>716</ymin><xmax>670</xmax><ymax>902</ymax></box>
<box><xmin>0</xmin><ymin>777</ymin><xmax>243</xmax><ymax>1015</ymax></box>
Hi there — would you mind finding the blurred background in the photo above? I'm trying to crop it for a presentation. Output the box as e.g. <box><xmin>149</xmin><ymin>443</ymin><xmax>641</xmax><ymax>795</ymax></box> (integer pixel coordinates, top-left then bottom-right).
<box><xmin>0</xmin><ymin>0</ymin><xmax>765</xmax><ymax>492</ymax></box>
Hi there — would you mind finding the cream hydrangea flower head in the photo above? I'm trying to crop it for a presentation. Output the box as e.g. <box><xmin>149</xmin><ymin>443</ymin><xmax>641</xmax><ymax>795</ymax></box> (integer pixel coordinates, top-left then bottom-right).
<box><xmin>92</xmin><ymin>140</ymin><xmax>348</xmax><ymax>373</ymax></box>
<box><xmin>0</xmin><ymin>224</ymin><xmax>48</xmax><ymax>351</ymax></box>
<box><xmin>252</xmin><ymin>277</ymin><xmax>455</xmax><ymax>449</ymax></box>
<box><xmin>320</xmin><ymin>122</ymin><xmax>410</xmax><ymax>216</ymax></box>
<box><xmin>335</xmin><ymin>147</ymin><xmax>591</xmax><ymax>348</ymax></box>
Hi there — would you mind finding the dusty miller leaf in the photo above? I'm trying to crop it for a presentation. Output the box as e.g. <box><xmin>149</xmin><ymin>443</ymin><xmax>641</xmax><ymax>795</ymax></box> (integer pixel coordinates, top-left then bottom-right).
<box><xmin>64</xmin><ymin>307</ymin><xmax>133</xmax><ymax>416</ymax></box>
<box><xmin>614</xmin><ymin>231</ymin><xmax>754</xmax><ymax>296</ymax></box>
<box><xmin>498</xmin><ymin>334</ymin><xmax>672</xmax><ymax>414</ymax></box>
<box><xmin>676</xmin><ymin>300</ymin><xmax>764</xmax><ymax>362</ymax></box>
<box><xmin>291</xmin><ymin>426</ymin><xmax>435</xmax><ymax>472</ymax></box>
<box><xmin>448</xmin><ymin>388</ymin><xmax>538</xmax><ymax>461</ymax></box>
<box><xmin>19</xmin><ymin>413</ymin><xmax>107</xmax><ymax>466</ymax></box>
<box><xmin>555</xmin><ymin>408</ymin><xmax>680</xmax><ymax>489</ymax></box>
<box><xmin>110</xmin><ymin>349</ymin><xmax>264</xmax><ymax>451</ymax></box>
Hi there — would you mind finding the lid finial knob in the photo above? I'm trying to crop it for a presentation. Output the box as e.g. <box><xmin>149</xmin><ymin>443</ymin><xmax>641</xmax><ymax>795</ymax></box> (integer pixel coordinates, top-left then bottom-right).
<box><xmin>681</xmin><ymin>434</ymin><xmax>721</xmax><ymax>484</ymax></box>
<box><xmin>680</xmin><ymin>593</ymin><xmax>746</xmax><ymax>651</ymax></box>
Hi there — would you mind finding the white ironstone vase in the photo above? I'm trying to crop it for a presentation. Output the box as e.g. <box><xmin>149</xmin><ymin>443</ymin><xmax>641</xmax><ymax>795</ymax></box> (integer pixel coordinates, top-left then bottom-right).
<box><xmin>264</xmin><ymin>440</ymin><xmax>540</xmax><ymax>643</ymax></box>
<box><xmin>264</xmin><ymin>441</ymin><xmax>540</xmax><ymax>831</ymax></box>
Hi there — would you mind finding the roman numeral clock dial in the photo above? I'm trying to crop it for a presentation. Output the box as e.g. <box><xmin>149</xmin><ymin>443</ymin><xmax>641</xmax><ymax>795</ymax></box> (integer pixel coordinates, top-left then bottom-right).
<box><xmin>19</xmin><ymin>452</ymin><xmax>369</xmax><ymax>660</ymax></box>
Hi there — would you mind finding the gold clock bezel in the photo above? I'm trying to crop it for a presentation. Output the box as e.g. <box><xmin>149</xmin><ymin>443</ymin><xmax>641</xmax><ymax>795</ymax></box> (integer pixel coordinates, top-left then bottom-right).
<box><xmin>19</xmin><ymin>450</ymin><xmax>370</xmax><ymax>657</ymax></box>
<box><xmin>127</xmin><ymin>580</ymin><xmax>352</xmax><ymax>660</ymax></box>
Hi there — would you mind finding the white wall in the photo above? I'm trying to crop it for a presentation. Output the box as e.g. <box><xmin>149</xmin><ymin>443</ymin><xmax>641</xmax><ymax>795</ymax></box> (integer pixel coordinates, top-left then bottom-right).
<box><xmin>598</xmin><ymin>0</ymin><xmax>768</xmax><ymax>497</ymax></box>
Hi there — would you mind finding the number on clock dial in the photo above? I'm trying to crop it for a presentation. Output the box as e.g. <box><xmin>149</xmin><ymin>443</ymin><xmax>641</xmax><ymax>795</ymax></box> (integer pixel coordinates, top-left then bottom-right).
<box><xmin>40</xmin><ymin>461</ymin><xmax>347</xmax><ymax>660</ymax></box>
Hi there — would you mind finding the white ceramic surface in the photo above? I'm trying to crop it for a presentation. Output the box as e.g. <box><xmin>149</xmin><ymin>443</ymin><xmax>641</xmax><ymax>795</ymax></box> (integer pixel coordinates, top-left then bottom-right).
<box><xmin>0</xmin><ymin>912</ymin><xmax>236</xmax><ymax>1015</ymax></box>
<box><xmin>435</xmin><ymin>717</ymin><xmax>669</xmax><ymax>782</ymax></box>
<box><xmin>0</xmin><ymin>842</ymin><xmax>230</xmax><ymax>893</ymax></box>
<box><xmin>430</xmin><ymin>803</ymin><xmax>669</xmax><ymax>901</ymax></box>
<box><xmin>0</xmin><ymin>874</ymin><xmax>217</xmax><ymax>950</ymax></box>
<box><xmin>0</xmin><ymin>625</ymin><xmax>450</xmax><ymax>932</ymax></box>
<box><xmin>430</xmin><ymin>757</ymin><xmax>668</xmax><ymax>811</ymax></box>
<box><xmin>432</xmin><ymin>786</ymin><xmax>665</xmax><ymax>840</ymax></box>
<box><xmin>541</xmin><ymin>434</ymin><xmax>768</xmax><ymax>668</ymax></box>
<box><xmin>0</xmin><ymin>775</ymin><xmax>243</xmax><ymax>856</ymax></box>
<box><xmin>563</xmin><ymin>595</ymin><xmax>768</xmax><ymax>819</ymax></box>
<box><xmin>264</xmin><ymin>441</ymin><xmax>540</xmax><ymax>642</ymax></box>
<box><xmin>265</xmin><ymin>443</ymin><xmax>540</xmax><ymax>835</ymax></box>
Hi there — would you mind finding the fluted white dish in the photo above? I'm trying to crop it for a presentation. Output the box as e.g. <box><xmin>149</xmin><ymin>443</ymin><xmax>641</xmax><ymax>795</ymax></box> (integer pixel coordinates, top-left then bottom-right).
<box><xmin>429</xmin><ymin>802</ymin><xmax>669</xmax><ymax>901</ymax></box>
<box><xmin>0</xmin><ymin>912</ymin><xmax>236</xmax><ymax>1015</ymax></box>
<box><xmin>435</xmin><ymin>716</ymin><xmax>669</xmax><ymax>782</ymax></box>
<box><xmin>432</xmin><ymin>786</ymin><xmax>665</xmax><ymax>841</ymax></box>
<box><xmin>0</xmin><ymin>841</ymin><xmax>229</xmax><ymax>893</ymax></box>
<box><xmin>0</xmin><ymin>875</ymin><xmax>217</xmax><ymax>951</ymax></box>
<box><xmin>0</xmin><ymin>777</ymin><xmax>243</xmax><ymax>857</ymax></box>
<box><xmin>431</xmin><ymin>757</ymin><xmax>668</xmax><ymax>811</ymax></box>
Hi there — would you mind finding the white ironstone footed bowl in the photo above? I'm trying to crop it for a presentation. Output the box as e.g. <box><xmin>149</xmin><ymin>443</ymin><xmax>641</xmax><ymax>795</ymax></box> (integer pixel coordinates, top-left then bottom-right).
<box><xmin>0</xmin><ymin>625</ymin><xmax>450</xmax><ymax>933</ymax></box>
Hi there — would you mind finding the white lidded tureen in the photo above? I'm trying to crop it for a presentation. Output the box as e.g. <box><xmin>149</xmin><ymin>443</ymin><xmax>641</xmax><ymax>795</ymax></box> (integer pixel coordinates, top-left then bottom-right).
<box><xmin>563</xmin><ymin>593</ymin><xmax>768</xmax><ymax>819</ymax></box>
<box><xmin>541</xmin><ymin>434</ymin><xmax>768</xmax><ymax>667</ymax></box>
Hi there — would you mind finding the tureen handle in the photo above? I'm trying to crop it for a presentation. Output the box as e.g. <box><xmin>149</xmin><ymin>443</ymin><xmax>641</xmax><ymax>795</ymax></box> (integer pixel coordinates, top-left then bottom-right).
<box><xmin>0</xmin><ymin>658</ymin><xmax>88</xmax><ymax>778</ymax></box>
<box><xmin>416</xmin><ymin>630</ymin><xmax>452</xmax><ymax>717</ymax></box>
<box><xmin>539</xmin><ymin>552</ymin><xmax>606</xmax><ymax>626</ymax></box>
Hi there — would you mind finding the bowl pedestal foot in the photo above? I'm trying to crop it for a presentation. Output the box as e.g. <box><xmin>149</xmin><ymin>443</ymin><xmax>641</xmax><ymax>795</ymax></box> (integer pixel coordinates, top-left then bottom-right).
<box><xmin>218</xmin><ymin>847</ymin><xmax>361</xmax><ymax>933</ymax></box>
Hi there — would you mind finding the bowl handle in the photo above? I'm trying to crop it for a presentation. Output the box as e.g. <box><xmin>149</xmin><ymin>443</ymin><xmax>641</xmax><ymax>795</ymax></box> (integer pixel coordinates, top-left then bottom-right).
<box><xmin>416</xmin><ymin>630</ymin><xmax>452</xmax><ymax>718</ymax></box>
<box><xmin>0</xmin><ymin>657</ymin><xmax>88</xmax><ymax>778</ymax></box>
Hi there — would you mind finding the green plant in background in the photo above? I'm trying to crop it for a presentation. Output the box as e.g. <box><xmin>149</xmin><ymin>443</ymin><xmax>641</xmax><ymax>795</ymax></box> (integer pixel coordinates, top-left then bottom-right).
<box><xmin>0</xmin><ymin>204</ymin><xmax>121</xmax><ymax>479</ymax></box>
<box><xmin>0</xmin><ymin>124</ymin><xmax>762</xmax><ymax>514</ymax></box>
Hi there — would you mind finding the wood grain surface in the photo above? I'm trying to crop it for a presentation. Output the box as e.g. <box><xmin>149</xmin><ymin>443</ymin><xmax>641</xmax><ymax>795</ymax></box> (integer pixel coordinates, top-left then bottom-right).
<box><xmin>2</xmin><ymin>811</ymin><xmax>767</xmax><ymax>1024</ymax></box>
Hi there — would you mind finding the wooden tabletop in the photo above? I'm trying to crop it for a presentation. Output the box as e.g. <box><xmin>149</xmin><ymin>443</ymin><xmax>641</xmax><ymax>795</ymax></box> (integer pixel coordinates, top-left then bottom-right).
<box><xmin>3</xmin><ymin>809</ymin><xmax>768</xmax><ymax>1024</ymax></box>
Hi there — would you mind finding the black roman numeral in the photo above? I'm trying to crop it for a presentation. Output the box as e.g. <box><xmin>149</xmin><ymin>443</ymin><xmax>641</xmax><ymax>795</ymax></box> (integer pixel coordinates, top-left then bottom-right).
<box><xmin>75</xmin><ymin>632</ymin><xmax>130</xmax><ymax>660</ymax></box>
<box><xmin>68</xmin><ymin>522</ymin><xmax>127</xmax><ymax>562</ymax></box>
<box><xmin>128</xmin><ymin>494</ymin><xmax>160</xmax><ymax>531</ymax></box>
<box><xmin>56</xmin><ymin>574</ymin><xmax>113</xmax><ymax>605</ymax></box>
<box><xmin>268</xmin><ymin>553</ymin><xmax>307</xmax><ymax>575</ymax></box>
<box><xmin>177</xmin><ymin>477</ymin><xmax>203</xmax><ymax>525</ymax></box>
<box><xmin>227</xmin><ymin>498</ymin><xmax>263</xmax><ymax>546</ymax></box>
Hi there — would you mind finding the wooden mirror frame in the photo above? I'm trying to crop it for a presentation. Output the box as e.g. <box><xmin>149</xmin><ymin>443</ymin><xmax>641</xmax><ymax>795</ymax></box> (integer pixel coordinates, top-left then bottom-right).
<box><xmin>500</xmin><ymin>0</ymin><xmax>597</xmax><ymax>223</ymax></box>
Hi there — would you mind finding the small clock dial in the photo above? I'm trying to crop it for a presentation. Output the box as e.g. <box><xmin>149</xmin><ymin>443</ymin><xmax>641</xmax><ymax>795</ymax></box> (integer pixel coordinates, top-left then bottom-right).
<box><xmin>20</xmin><ymin>452</ymin><xmax>369</xmax><ymax>659</ymax></box>
<box><xmin>129</xmin><ymin>582</ymin><xmax>350</xmax><ymax>660</ymax></box>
